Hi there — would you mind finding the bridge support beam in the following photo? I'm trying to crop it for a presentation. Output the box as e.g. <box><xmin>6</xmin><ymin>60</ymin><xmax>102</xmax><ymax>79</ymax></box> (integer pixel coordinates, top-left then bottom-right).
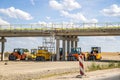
<box><xmin>0</xmin><ymin>37</ymin><xmax>6</xmax><ymax>61</ymax></box>
<box><xmin>56</xmin><ymin>39</ymin><xmax>60</xmax><ymax>61</ymax></box>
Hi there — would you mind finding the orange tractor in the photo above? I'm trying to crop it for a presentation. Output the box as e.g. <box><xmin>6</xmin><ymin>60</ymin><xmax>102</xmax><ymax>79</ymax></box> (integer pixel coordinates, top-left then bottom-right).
<box><xmin>8</xmin><ymin>48</ymin><xmax>28</xmax><ymax>60</ymax></box>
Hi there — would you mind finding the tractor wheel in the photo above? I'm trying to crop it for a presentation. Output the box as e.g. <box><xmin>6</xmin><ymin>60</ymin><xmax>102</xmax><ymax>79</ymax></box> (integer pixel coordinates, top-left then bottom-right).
<box><xmin>67</xmin><ymin>56</ymin><xmax>77</xmax><ymax>61</ymax></box>
<box><xmin>36</xmin><ymin>56</ymin><xmax>41</xmax><ymax>61</ymax></box>
<box><xmin>67</xmin><ymin>56</ymin><xmax>71</xmax><ymax>61</ymax></box>
<box><xmin>41</xmin><ymin>57</ymin><xmax>45</xmax><ymax>61</ymax></box>
<box><xmin>36</xmin><ymin>56</ymin><xmax>40</xmax><ymax>61</ymax></box>
<box><xmin>27</xmin><ymin>58</ymin><xmax>32</xmax><ymax>61</ymax></box>
<box><xmin>9</xmin><ymin>54</ymin><xmax>16</xmax><ymax>60</ymax></box>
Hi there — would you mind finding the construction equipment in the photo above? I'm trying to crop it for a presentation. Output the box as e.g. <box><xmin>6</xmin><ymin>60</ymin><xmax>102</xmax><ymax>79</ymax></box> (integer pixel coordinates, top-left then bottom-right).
<box><xmin>87</xmin><ymin>47</ymin><xmax>102</xmax><ymax>60</ymax></box>
<box><xmin>67</xmin><ymin>47</ymin><xmax>84</xmax><ymax>61</ymax></box>
<box><xmin>36</xmin><ymin>46</ymin><xmax>52</xmax><ymax>61</ymax></box>
<box><xmin>27</xmin><ymin>49</ymin><xmax>37</xmax><ymax>60</ymax></box>
<box><xmin>8</xmin><ymin>48</ymin><xmax>28</xmax><ymax>60</ymax></box>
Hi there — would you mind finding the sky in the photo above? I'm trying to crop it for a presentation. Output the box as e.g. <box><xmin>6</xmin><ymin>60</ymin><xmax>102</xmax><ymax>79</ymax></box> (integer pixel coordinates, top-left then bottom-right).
<box><xmin>0</xmin><ymin>0</ymin><xmax>120</xmax><ymax>52</ymax></box>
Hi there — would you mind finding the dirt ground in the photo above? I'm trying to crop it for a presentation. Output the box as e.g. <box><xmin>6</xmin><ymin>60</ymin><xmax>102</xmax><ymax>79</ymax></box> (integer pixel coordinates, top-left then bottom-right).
<box><xmin>101</xmin><ymin>52</ymin><xmax>120</xmax><ymax>60</ymax></box>
<box><xmin>38</xmin><ymin>68</ymin><xmax>120</xmax><ymax>80</ymax></box>
<box><xmin>0</xmin><ymin>52</ymin><xmax>120</xmax><ymax>80</ymax></box>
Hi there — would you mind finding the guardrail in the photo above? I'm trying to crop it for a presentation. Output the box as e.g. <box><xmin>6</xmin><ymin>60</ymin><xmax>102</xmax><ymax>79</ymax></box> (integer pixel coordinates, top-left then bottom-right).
<box><xmin>0</xmin><ymin>23</ymin><xmax>120</xmax><ymax>31</ymax></box>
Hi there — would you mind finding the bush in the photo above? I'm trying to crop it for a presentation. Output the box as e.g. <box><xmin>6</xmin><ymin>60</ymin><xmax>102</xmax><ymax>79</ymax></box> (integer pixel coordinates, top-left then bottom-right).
<box><xmin>117</xmin><ymin>62</ymin><xmax>120</xmax><ymax>68</ymax></box>
<box><xmin>88</xmin><ymin>63</ymin><xmax>102</xmax><ymax>71</ymax></box>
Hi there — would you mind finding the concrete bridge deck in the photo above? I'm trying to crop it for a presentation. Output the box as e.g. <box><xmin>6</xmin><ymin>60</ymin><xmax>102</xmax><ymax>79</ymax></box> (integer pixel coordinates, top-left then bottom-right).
<box><xmin>0</xmin><ymin>23</ymin><xmax>120</xmax><ymax>37</ymax></box>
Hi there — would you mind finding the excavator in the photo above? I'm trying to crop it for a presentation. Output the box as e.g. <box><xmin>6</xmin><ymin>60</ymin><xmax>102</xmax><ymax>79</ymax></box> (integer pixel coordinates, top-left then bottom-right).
<box><xmin>8</xmin><ymin>48</ymin><xmax>28</xmax><ymax>60</ymax></box>
<box><xmin>87</xmin><ymin>47</ymin><xmax>102</xmax><ymax>60</ymax></box>
<box><xmin>36</xmin><ymin>46</ymin><xmax>52</xmax><ymax>61</ymax></box>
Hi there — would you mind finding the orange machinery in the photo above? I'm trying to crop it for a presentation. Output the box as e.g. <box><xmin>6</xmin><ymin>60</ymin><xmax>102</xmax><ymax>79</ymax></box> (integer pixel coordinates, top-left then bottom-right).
<box><xmin>8</xmin><ymin>48</ymin><xmax>27</xmax><ymax>60</ymax></box>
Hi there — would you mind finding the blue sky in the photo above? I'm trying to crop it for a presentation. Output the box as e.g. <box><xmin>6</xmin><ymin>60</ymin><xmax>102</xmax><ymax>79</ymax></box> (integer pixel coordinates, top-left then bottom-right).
<box><xmin>0</xmin><ymin>0</ymin><xmax>120</xmax><ymax>52</ymax></box>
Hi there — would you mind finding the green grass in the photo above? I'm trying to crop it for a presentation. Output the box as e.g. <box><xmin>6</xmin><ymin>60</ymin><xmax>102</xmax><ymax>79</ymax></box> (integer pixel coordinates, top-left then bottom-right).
<box><xmin>87</xmin><ymin>62</ymin><xmax>120</xmax><ymax>72</ymax></box>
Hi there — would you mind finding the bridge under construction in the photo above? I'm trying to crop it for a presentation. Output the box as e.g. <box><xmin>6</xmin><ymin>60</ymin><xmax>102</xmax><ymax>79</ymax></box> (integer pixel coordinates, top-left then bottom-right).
<box><xmin>0</xmin><ymin>23</ymin><xmax>120</xmax><ymax>61</ymax></box>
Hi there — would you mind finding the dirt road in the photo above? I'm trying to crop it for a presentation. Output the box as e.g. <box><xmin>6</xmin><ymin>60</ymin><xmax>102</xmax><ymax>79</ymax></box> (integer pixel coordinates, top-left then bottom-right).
<box><xmin>39</xmin><ymin>68</ymin><xmax>120</xmax><ymax>80</ymax></box>
<box><xmin>0</xmin><ymin>52</ymin><xmax>119</xmax><ymax>80</ymax></box>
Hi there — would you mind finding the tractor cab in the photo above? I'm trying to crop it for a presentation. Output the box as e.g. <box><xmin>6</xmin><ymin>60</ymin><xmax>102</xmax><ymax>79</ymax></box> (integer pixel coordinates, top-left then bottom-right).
<box><xmin>67</xmin><ymin>47</ymin><xmax>82</xmax><ymax>61</ymax></box>
<box><xmin>91</xmin><ymin>47</ymin><xmax>101</xmax><ymax>54</ymax></box>
<box><xmin>31</xmin><ymin>49</ymin><xmax>37</xmax><ymax>54</ymax></box>
<box><xmin>13</xmin><ymin>48</ymin><xmax>24</xmax><ymax>55</ymax></box>
<box><xmin>88</xmin><ymin>47</ymin><xmax>102</xmax><ymax>60</ymax></box>
<box><xmin>71</xmin><ymin>48</ymin><xmax>81</xmax><ymax>54</ymax></box>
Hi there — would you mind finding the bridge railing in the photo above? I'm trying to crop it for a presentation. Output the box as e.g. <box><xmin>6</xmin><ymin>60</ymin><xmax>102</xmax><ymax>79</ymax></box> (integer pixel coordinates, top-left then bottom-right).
<box><xmin>0</xmin><ymin>23</ymin><xmax>120</xmax><ymax>31</ymax></box>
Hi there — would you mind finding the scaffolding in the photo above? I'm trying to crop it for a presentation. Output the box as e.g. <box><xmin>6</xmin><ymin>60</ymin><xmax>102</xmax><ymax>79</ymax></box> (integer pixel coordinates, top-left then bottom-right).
<box><xmin>42</xmin><ymin>33</ymin><xmax>55</xmax><ymax>54</ymax></box>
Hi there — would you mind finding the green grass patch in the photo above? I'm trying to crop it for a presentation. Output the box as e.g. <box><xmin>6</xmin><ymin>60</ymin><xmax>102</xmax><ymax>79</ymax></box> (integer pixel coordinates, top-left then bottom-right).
<box><xmin>87</xmin><ymin>62</ymin><xmax>120</xmax><ymax>72</ymax></box>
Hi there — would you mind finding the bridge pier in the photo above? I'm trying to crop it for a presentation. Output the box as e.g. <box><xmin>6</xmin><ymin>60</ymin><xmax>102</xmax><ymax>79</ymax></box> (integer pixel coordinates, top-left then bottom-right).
<box><xmin>62</xmin><ymin>40</ymin><xmax>67</xmax><ymax>61</ymax></box>
<box><xmin>67</xmin><ymin>40</ymin><xmax>70</xmax><ymax>54</ymax></box>
<box><xmin>75</xmin><ymin>41</ymin><xmax>78</xmax><ymax>48</ymax></box>
<box><xmin>55</xmin><ymin>36</ymin><xmax>79</xmax><ymax>61</ymax></box>
<box><xmin>0</xmin><ymin>37</ymin><xmax>6</xmax><ymax>61</ymax></box>
<box><xmin>56</xmin><ymin>39</ymin><xmax>60</xmax><ymax>61</ymax></box>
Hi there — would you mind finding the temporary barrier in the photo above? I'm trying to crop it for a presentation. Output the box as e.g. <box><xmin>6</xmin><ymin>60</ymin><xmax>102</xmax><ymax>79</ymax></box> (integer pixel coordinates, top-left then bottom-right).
<box><xmin>78</xmin><ymin>55</ymin><xmax>85</xmax><ymax>76</ymax></box>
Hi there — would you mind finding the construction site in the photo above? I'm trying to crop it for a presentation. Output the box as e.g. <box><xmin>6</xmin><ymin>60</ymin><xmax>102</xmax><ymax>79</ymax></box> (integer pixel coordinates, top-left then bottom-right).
<box><xmin>0</xmin><ymin>23</ymin><xmax>120</xmax><ymax>80</ymax></box>
<box><xmin>0</xmin><ymin>0</ymin><xmax>120</xmax><ymax>79</ymax></box>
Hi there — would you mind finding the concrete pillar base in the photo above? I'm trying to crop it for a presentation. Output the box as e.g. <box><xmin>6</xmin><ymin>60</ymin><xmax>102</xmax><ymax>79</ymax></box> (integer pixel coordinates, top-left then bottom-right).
<box><xmin>0</xmin><ymin>37</ymin><xmax>6</xmax><ymax>61</ymax></box>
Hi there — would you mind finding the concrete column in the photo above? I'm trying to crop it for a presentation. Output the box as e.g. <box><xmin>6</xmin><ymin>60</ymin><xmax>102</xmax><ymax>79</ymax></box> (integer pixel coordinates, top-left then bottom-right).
<box><xmin>62</xmin><ymin>40</ymin><xmax>67</xmax><ymax>61</ymax></box>
<box><xmin>1</xmin><ymin>37</ymin><xmax>6</xmax><ymax>61</ymax></box>
<box><xmin>71</xmin><ymin>41</ymin><xmax>75</xmax><ymax>48</ymax></box>
<box><xmin>71</xmin><ymin>41</ymin><xmax>74</xmax><ymax>48</ymax></box>
<box><xmin>67</xmin><ymin>40</ymin><xmax>70</xmax><ymax>54</ymax></box>
<box><xmin>75</xmin><ymin>41</ymin><xmax>78</xmax><ymax>48</ymax></box>
<box><xmin>56</xmin><ymin>39</ymin><xmax>60</xmax><ymax>61</ymax></box>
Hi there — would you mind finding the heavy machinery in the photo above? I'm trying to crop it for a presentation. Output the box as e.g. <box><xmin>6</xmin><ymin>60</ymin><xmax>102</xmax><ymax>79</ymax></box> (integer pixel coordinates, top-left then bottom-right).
<box><xmin>36</xmin><ymin>46</ymin><xmax>52</xmax><ymax>61</ymax></box>
<box><xmin>67</xmin><ymin>47</ymin><xmax>83</xmax><ymax>61</ymax></box>
<box><xmin>8</xmin><ymin>48</ymin><xmax>28</xmax><ymax>60</ymax></box>
<box><xmin>27</xmin><ymin>49</ymin><xmax>37</xmax><ymax>60</ymax></box>
<box><xmin>87</xmin><ymin>47</ymin><xmax>102</xmax><ymax>60</ymax></box>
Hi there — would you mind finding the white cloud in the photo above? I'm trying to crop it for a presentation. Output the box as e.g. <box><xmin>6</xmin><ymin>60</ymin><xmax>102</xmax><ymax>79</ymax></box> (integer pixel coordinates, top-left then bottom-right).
<box><xmin>60</xmin><ymin>10</ymin><xmax>98</xmax><ymax>23</ymax></box>
<box><xmin>88</xmin><ymin>19</ymin><xmax>98</xmax><ymax>23</ymax></box>
<box><xmin>49</xmin><ymin>0</ymin><xmax>63</xmax><ymax>10</ymax></box>
<box><xmin>38</xmin><ymin>21</ymin><xmax>47</xmax><ymax>25</ymax></box>
<box><xmin>0</xmin><ymin>18</ymin><xmax>10</xmax><ymax>24</ymax></box>
<box><xmin>27</xmin><ymin>37</ymin><xmax>38</xmax><ymax>41</ymax></box>
<box><xmin>61</xmin><ymin>10</ymin><xmax>86</xmax><ymax>21</ymax></box>
<box><xmin>49</xmin><ymin>0</ymin><xmax>98</xmax><ymax>23</ymax></box>
<box><xmin>30</xmin><ymin>0</ymin><xmax>35</xmax><ymax>5</ymax></box>
<box><xmin>62</xmin><ymin>0</ymin><xmax>81</xmax><ymax>11</ymax></box>
<box><xmin>49</xmin><ymin>0</ymin><xmax>81</xmax><ymax>11</ymax></box>
<box><xmin>46</xmin><ymin>16</ymin><xmax>51</xmax><ymax>20</ymax></box>
<box><xmin>101</xmin><ymin>4</ymin><xmax>120</xmax><ymax>17</ymax></box>
<box><xmin>0</xmin><ymin>7</ymin><xmax>33</xmax><ymax>20</ymax></box>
